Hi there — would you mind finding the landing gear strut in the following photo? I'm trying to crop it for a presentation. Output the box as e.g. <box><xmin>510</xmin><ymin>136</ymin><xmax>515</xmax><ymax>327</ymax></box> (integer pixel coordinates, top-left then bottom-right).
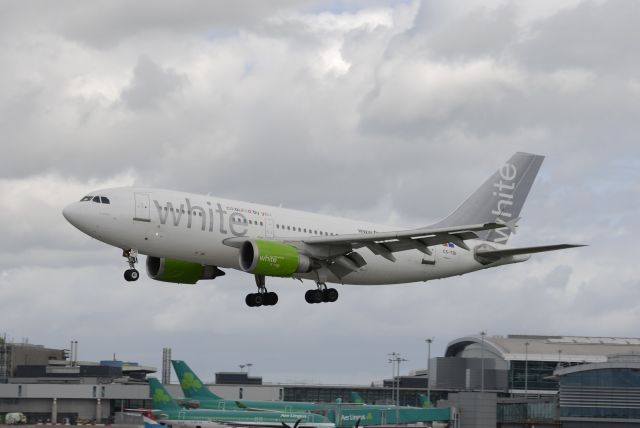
<box><xmin>305</xmin><ymin>282</ymin><xmax>338</xmax><ymax>304</ymax></box>
<box><xmin>123</xmin><ymin>249</ymin><xmax>139</xmax><ymax>282</ymax></box>
<box><xmin>245</xmin><ymin>274</ymin><xmax>278</xmax><ymax>307</ymax></box>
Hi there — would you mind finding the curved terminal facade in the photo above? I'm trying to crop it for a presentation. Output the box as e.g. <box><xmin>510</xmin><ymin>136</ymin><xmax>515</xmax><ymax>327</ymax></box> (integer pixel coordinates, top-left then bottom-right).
<box><xmin>439</xmin><ymin>335</ymin><xmax>640</xmax><ymax>395</ymax></box>
<box><xmin>555</xmin><ymin>353</ymin><xmax>640</xmax><ymax>426</ymax></box>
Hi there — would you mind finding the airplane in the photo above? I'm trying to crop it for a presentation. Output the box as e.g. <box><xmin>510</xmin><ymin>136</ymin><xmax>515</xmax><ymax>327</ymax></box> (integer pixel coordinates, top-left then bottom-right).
<box><xmin>418</xmin><ymin>394</ymin><xmax>429</xmax><ymax>408</ymax></box>
<box><xmin>172</xmin><ymin>360</ymin><xmax>319</xmax><ymax>412</ymax></box>
<box><xmin>172</xmin><ymin>360</ymin><xmax>413</xmax><ymax>414</ymax></box>
<box><xmin>62</xmin><ymin>152</ymin><xmax>583</xmax><ymax>307</ymax></box>
<box><xmin>147</xmin><ymin>377</ymin><xmax>334</xmax><ymax>428</ymax></box>
<box><xmin>349</xmin><ymin>392</ymin><xmax>364</xmax><ymax>405</ymax></box>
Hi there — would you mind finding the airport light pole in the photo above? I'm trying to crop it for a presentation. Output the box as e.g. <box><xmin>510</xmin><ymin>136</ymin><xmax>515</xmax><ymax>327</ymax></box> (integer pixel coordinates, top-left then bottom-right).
<box><xmin>524</xmin><ymin>341</ymin><xmax>529</xmax><ymax>399</ymax></box>
<box><xmin>388</xmin><ymin>353</ymin><xmax>407</xmax><ymax>427</ymax></box>
<box><xmin>558</xmin><ymin>349</ymin><xmax>562</xmax><ymax>368</ymax></box>
<box><xmin>246</xmin><ymin>363</ymin><xmax>253</xmax><ymax>376</ymax></box>
<box><xmin>388</xmin><ymin>353</ymin><xmax>398</xmax><ymax>406</ymax></box>
<box><xmin>480</xmin><ymin>331</ymin><xmax>486</xmax><ymax>392</ymax></box>
<box><xmin>425</xmin><ymin>338</ymin><xmax>434</xmax><ymax>407</ymax></box>
<box><xmin>239</xmin><ymin>364</ymin><xmax>245</xmax><ymax>372</ymax></box>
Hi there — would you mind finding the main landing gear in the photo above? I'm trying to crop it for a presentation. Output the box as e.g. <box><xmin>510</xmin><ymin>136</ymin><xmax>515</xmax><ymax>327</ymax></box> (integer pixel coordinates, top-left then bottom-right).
<box><xmin>305</xmin><ymin>282</ymin><xmax>338</xmax><ymax>304</ymax></box>
<box><xmin>245</xmin><ymin>274</ymin><xmax>279</xmax><ymax>307</ymax></box>
<box><xmin>123</xmin><ymin>249</ymin><xmax>139</xmax><ymax>282</ymax></box>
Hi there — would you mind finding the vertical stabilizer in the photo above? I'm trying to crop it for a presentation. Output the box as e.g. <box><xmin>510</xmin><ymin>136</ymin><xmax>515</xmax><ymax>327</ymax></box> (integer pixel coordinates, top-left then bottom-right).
<box><xmin>430</xmin><ymin>152</ymin><xmax>544</xmax><ymax>244</ymax></box>
<box><xmin>350</xmin><ymin>391</ymin><xmax>365</xmax><ymax>404</ymax></box>
<box><xmin>148</xmin><ymin>377</ymin><xmax>181</xmax><ymax>412</ymax></box>
<box><xmin>418</xmin><ymin>394</ymin><xmax>430</xmax><ymax>408</ymax></box>
<box><xmin>171</xmin><ymin>360</ymin><xmax>223</xmax><ymax>400</ymax></box>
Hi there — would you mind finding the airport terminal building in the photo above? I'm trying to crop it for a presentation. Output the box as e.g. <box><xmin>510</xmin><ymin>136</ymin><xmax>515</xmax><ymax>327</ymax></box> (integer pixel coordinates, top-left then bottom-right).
<box><xmin>435</xmin><ymin>334</ymin><xmax>640</xmax><ymax>395</ymax></box>
<box><xmin>3</xmin><ymin>334</ymin><xmax>640</xmax><ymax>427</ymax></box>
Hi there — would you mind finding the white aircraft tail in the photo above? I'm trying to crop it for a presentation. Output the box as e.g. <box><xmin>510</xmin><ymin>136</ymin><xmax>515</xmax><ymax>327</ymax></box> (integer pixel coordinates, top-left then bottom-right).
<box><xmin>430</xmin><ymin>152</ymin><xmax>544</xmax><ymax>244</ymax></box>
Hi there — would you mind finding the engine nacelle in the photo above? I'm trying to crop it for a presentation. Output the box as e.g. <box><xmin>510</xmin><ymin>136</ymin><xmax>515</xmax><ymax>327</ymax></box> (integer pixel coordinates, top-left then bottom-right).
<box><xmin>146</xmin><ymin>256</ymin><xmax>224</xmax><ymax>284</ymax></box>
<box><xmin>239</xmin><ymin>240</ymin><xmax>314</xmax><ymax>277</ymax></box>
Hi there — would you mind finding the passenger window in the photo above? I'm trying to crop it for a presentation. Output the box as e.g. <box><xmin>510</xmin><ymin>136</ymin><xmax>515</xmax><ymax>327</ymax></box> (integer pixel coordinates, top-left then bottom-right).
<box><xmin>304</xmin><ymin>228</ymin><xmax>307</xmax><ymax>233</ymax></box>
<box><xmin>92</xmin><ymin>196</ymin><xmax>101</xmax><ymax>203</ymax></box>
<box><xmin>101</xmin><ymin>197</ymin><xmax>110</xmax><ymax>204</ymax></box>
<box><xmin>287</xmin><ymin>226</ymin><xmax>291</xmax><ymax>230</ymax></box>
<box><xmin>260</xmin><ymin>221</ymin><xmax>263</xmax><ymax>226</ymax></box>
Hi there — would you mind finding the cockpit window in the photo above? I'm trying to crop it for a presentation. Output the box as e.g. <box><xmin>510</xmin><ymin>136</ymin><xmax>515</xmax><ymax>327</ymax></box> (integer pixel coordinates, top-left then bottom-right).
<box><xmin>100</xmin><ymin>197</ymin><xmax>110</xmax><ymax>204</ymax></box>
<box><xmin>92</xmin><ymin>196</ymin><xmax>101</xmax><ymax>203</ymax></box>
<box><xmin>80</xmin><ymin>196</ymin><xmax>92</xmax><ymax>202</ymax></box>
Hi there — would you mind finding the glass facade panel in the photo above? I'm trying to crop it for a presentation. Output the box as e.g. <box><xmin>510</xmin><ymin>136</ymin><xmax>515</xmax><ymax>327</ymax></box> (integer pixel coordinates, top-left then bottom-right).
<box><xmin>561</xmin><ymin>406</ymin><xmax>640</xmax><ymax>419</ymax></box>
<box><xmin>562</xmin><ymin>368</ymin><xmax>640</xmax><ymax>388</ymax></box>
<box><xmin>510</xmin><ymin>360</ymin><xmax>559</xmax><ymax>390</ymax></box>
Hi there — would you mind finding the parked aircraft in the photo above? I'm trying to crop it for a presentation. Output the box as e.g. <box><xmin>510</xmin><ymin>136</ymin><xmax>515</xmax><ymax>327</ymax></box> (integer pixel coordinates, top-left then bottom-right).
<box><xmin>172</xmin><ymin>360</ymin><xmax>319</xmax><ymax>412</ymax></box>
<box><xmin>148</xmin><ymin>378</ymin><xmax>333</xmax><ymax>428</ymax></box>
<box><xmin>63</xmin><ymin>152</ymin><xmax>583</xmax><ymax>306</ymax></box>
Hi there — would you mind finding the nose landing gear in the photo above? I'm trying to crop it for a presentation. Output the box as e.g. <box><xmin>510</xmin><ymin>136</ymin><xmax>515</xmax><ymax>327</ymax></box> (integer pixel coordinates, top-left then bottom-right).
<box><xmin>123</xmin><ymin>249</ymin><xmax>139</xmax><ymax>282</ymax></box>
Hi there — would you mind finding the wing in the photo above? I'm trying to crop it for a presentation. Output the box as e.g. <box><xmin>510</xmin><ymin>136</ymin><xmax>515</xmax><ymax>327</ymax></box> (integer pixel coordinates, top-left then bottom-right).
<box><xmin>298</xmin><ymin>223</ymin><xmax>504</xmax><ymax>259</ymax></box>
<box><xmin>225</xmin><ymin>222</ymin><xmax>503</xmax><ymax>279</ymax></box>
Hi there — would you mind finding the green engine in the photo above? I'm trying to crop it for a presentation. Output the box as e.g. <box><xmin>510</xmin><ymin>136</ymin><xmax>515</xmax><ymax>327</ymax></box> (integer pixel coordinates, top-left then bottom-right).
<box><xmin>239</xmin><ymin>240</ymin><xmax>314</xmax><ymax>276</ymax></box>
<box><xmin>146</xmin><ymin>256</ymin><xmax>224</xmax><ymax>284</ymax></box>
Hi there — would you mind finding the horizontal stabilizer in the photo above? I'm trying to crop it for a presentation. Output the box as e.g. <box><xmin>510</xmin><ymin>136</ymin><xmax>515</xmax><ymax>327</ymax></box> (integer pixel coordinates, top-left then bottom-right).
<box><xmin>476</xmin><ymin>244</ymin><xmax>586</xmax><ymax>261</ymax></box>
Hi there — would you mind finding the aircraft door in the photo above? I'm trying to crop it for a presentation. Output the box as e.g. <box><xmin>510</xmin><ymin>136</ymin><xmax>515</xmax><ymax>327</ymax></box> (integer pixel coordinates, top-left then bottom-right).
<box><xmin>133</xmin><ymin>193</ymin><xmax>151</xmax><ymax>222</ymax></box>
<box><xmin>265</xmin><ymin>218</ymin><xmax>274</xmax><ymax>238</ymax></box>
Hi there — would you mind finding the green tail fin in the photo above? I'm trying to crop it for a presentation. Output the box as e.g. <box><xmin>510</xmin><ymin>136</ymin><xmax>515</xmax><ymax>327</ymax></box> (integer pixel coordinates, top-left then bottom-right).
<box><xmin>148</xmin><ymin>377</ymin><xmax>181</xmax><ymax>411</ymax></box>
<box><xmin>418</xmin><ymin>394</ymin><xmax>430</xmax><ymax>408</ymax></box>
<box><xmin>172</xmin><ymin>360</ymin><xmax>222</xmax><ymax>400</ymax></box>
<box><xmin>350</xmin><ymin>392</ymin><xmax>365</xmax><ymax>404</ymax></box>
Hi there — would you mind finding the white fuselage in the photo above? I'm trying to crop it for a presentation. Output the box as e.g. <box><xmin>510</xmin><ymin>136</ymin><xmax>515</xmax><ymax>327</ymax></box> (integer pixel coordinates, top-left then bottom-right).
<box><xmin>63</xmin><ymin>187</ymin><xmax>519</xmax><ymax>286</ymax></box>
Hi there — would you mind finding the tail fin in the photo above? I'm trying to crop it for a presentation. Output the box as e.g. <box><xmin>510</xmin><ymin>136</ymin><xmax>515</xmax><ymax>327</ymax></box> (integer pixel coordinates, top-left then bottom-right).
<box><xmin>171</xmin><ymin>360</ymin><xmax>222</xmax><ymax>400</ymax></box>
<box><xmin>430</xmin><ymin>152</ymin><xmax>544</xmax><ymax>244</ymax></box>
<box><xmin>148</xmin><ymin>377</ymin><xmax>181</xmax><ymax>411</ymax></box>
<box><xmin>418</xmin><ymin>394</ymin><xmax>430</xmax><ymax>408</ymax></box>
<box><xmin>350</xmin><ymin>391</ymin><xmax>365</xmax><ymax>404</ymax></box>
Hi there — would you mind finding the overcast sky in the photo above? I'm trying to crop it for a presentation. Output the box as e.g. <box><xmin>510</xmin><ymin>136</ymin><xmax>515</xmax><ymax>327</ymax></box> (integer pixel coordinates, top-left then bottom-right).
<box><xmin>1</xmin><ymin>0</ymin><xmax>639</xmax><ymax>386</ymax></box>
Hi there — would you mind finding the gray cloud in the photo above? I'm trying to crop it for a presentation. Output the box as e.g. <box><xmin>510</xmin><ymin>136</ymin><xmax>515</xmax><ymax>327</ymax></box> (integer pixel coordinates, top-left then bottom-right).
<box><xmin>120</xmin><ymin>56</ymin><xmax>186</xmax><ymax>110</ymax></box>
<box><xmin>0</xmin><ymin>0</ymin><xmax>638</xmax><ymax>384</ymax></box>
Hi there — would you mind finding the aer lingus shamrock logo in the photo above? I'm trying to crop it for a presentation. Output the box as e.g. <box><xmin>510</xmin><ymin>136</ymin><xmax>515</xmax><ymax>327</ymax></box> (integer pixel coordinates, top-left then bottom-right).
<box><xmin>153</xmin><ymin>388</ymin><xmax>171</xmax><ymax>403</ymax></box>
<box><xmin>181</xmin><ymin>372</ymin><xmax>203</xmax><ymax>390</ymax></box>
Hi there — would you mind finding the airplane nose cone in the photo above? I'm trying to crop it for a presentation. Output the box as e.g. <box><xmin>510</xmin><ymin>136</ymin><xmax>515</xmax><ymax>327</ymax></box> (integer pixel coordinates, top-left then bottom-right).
<box><xmin>62</xmin><ymin>203</ymin><xmax>80</xmax><ymax>227</ymax></box>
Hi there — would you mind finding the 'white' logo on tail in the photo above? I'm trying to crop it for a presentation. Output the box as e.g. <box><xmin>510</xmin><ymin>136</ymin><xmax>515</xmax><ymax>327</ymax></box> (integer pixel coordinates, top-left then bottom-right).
<box><xmin>491</xmin><ymin>163</ymin><xmax>517</xmax><ymax>243</ymax></box>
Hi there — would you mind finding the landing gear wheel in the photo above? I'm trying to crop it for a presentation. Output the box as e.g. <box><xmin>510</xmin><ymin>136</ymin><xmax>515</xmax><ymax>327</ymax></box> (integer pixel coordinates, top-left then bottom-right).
<box><xmin>245</xmin><ymin>293</ymin><xmax>256</xmax><ymax>307</ymax></box>
<box><xmin>323</xmin><ymin>288</ymin><xmax>338</xmax><ymax>302</ymax></box>
<box><xmin>245</xmin><ymin>293</ymin><xmax>264</xmax><ymax>307</ymax></box>
<box><xmin>264</xmin><ymin>292</ymin><xmax>279</xmax><ymax>306</ymax></box>
<box><xmin>245</xmin><ymin>275</ymin><xmax>278</xmax><ymax>308</ymax></box>
<box><xmin>253</xmin><ymin>293</ymin><xmax>264</xmax><ymax>307</ymax></box>
<box><xmin>305</xmin><ymin>289</ymin><xmax>323</xmax><ymax>304</ymax></box>
<box><xmin>122</xmin><ymin>249</ymin><xmax>139</xmax><ymax>283</ymax></box>
<box><xmin>124</xmin><ymin>269</ymin><xmax>139</xmax><ymax>282</ymax></box>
